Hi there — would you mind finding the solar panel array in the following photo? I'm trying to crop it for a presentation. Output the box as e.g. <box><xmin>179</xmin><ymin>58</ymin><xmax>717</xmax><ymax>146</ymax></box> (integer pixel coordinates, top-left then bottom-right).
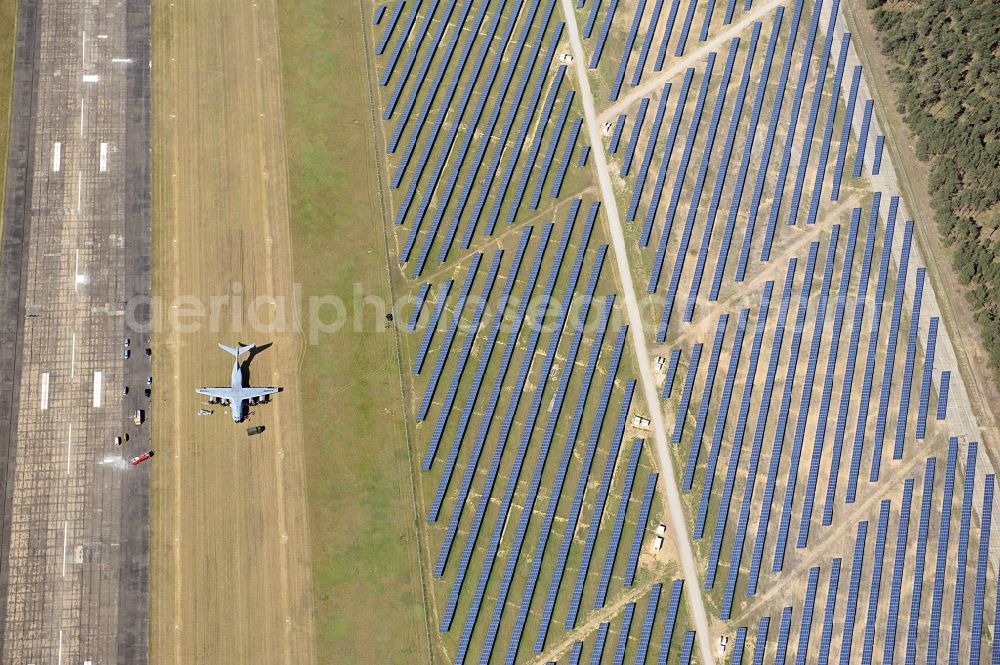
<box><xmin>633</xmin><ymin>584</ymin><xmax>662</xmax><ymax>663</ymax></box>
<box><xmin>915</xmin><ymin>317</ymin><xmax>940</xmax><ymax>439</ymax></box>
<box><xmin>594</xmin><ymin>438</ymin><xmax>645</xmax><ymax>609</ymax></box>
<box><xmin>681</xmin><ymin>312</ymin><xmax>732</xmax><ymax>489</ymax></box>
<box><xmin>655</xmin><ymin>580</ymin><xmax>684</xmax><ymax>664</ymax></box>
<box><xmin>613</xmin><ymin>603</ymin><xmax>636</xmax><ymax>665</ymax></box>
<box><xmin>970</xmin><ymin>475</ymin><xmax>994</xmax><ymax>665</ymax></box>
<box><xmin>774</xmin><ymin>606</ymin><xmax>793</xmax><ymax>665</ymax></box>
<box><xmin>671</xmin><ymin>342</ymin><xmax>703</xmax><ymax>443</ymax></box>
<box><xmin>852</xmin><ymin>99</ymin><xmax>874</xmax><ymax>177</ymax></box>
<box><xmin>926</xmin><ymin>438</ymin><xmax>959</xmax><ymax>663</ymax></box>
<box><xmin>608</xmin><ymin>114</ymin><xmax>627</xmax><ymax>154</ymax></box>
<box><xmin>795</xmin><ymin>567</ymin><xmax>820</xmax><ymax>665</ymax></box>
<box><xmin>624</xmin><ymin>473</ymin><xmax>658</xmax><ymax>587</ymax></box>
<box><xmin>838</xmin><ymin>520</ymin><xmax>869</xmax><ymax>665</ymax></box>
<box><xmin>881</xmin><ymin>478</ymin><xmax>913</xmax><ymax>665</ymax></box>
<box><xmin>859</xmin><ymin>500</ymin><xmax>891</xmax><ymax>665</ymax></box>
<box><xmin>948</xmin><ymin>442</ymin><xmax>978</xmax><ymax>662</ymax></box>
<box><xmin>936</xmin><ymin>370</ymin><xmax>951</xmax><ymax>420</ymax></box>
<box><xmin>661</xmin><ymin>347</ymin><xmax>681</xmax><ymax>399</ymax></box>
<box><xmin>904</xmin><ymin>457</ymin><xmax>937</xmax><ymax>663</ymax></box>
<box><xmin>872</xmin><ymin>135</ymin><xmax>884</xmax><ymax>175</ymax></box>
<box><xmin>609</xmin><ymin>0</ymin><xmax>649</xmax><ymax>101</ymax></box>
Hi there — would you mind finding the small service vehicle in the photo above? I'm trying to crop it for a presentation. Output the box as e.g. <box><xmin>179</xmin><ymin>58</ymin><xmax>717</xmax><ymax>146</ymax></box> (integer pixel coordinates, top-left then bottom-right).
<box><xmin>129</xmin><ymin>451</ymin><xmax>153</xmax><ymax>465</ymax></box>
<box><xmin>133</xmin><ymin>409</ymin><xmax>144</xmax><ymax>425</ymax></box>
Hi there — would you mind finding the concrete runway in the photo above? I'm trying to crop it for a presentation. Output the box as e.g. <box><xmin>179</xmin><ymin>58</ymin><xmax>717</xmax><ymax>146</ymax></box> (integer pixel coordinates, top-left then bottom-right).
<box><xmin>0</xmin><ymin>0</ymin><xmax>151</xmax><ymax>663</ymax></box>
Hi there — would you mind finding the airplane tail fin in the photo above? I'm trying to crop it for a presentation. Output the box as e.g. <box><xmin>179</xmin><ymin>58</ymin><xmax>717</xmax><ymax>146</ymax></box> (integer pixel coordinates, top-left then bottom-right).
<box><xmin>219</xmin><ymin>342</ymin><xmax>255</xmax><ymax>358</ymax></box>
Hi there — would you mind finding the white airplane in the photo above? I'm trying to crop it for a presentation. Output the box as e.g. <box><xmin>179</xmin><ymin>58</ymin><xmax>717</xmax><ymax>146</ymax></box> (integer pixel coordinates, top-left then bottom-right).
<box><xmin>196</xmin><ymin>343</ymin><xmax>279</xmax><ymax>422</ymax></box>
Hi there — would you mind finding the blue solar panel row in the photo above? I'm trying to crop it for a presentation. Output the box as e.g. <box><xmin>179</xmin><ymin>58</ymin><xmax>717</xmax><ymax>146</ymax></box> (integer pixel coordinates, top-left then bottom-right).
<box><xmin>759</xmin><ymin>0</ymin><xmax>828</xmax><ymax>259</ymax></box>
<box><xmin>936</xmin><ymin>370</ymin><xmax>950</xmax><ymax>420</ymax></box>
<box><xmin>852</xmin><ymin>99</ymin><xmax>875</xmax><ymax>177</ymax></box>
<box><xmin>655</xmin><ymin>580</ymin><xmax>684</xmax><ymax>664</ymax></box>
<box><xmin>753</xmin><ymin>616</ymin><xmax>770</xmax><ymax>665</ymax></box>
<box><xmin>384</xmin><ymin>0</ymin><xmax>477</xmax><ymax>153</ymax></box>
<box><xmin>870</xmin><ymin>220</ymin><xmax>914</xmax><ymax>481</ymax></box>
<box><xmin>578</xmin><ymin>145</ymin><xmax>591</xmax><ymax>167</ymax></box>
<box><xmin>592</xmin><ymin>623</ymin><xmax>611</xmax><ymax>665</ymax></box>
<box><xmin>563</xmin><ymin>411</ymin><xmax>635</xmax><ymax>630</ymax></box>
<box><xmin>682</xmin><ymin>312</ymin><xmax>732</xmax><ymax>490</ymax></box>
<box><xmin>731</xmin><ymin>627</ymin><xmax>748</xmax><ymax>665</ymax></box>
<box><xmin>609</xmin><ymin>114</ymin><xmax>627</xmax><ymax>153</ymax></box>
<box><xmin>589</xmin><ymin>0</ymin><xmax>620</xmax><ymax>67</ymax></box>
<box><xmin>426</xmin><ymin>228</ymin><xmax>550</xmax><ymax>510</ymax></box>
<box><xmin>844</xmin><ymin>198</ymin><xmax>899</xmax><ymax>504</ymax></box>
<box><xmin>653</xmin><ymin>0</ymin><xmax>682</xmax><ymax>71</ymax></box>
<box><xmin>505</xmin><ymin>68</ymin><xmax>568</xmax><ymax>223</ymax></box>
<box><xmin>872</xmin><ymin>135</ymin><xmax>884</xmax><ymax>175</ymax></box>
<box><xmin>881</xmin><ymin>478</ymin><xmax>913</xmax><ymax>665</ymax></box>
<box><xmin>969</xmin><ymin>475</ymin><xmax>994</xmax><ymax>665</ymax></box>
<box><xmin>671</xmin><ymin>342</ymin><xmax>704</xmax><ymax>443</ymax></box>
<box><xmin>709</xmin><ymin>8</ymin><xmax>784</xmax><ymax>300</ymax></box>
<box><xmin>904</xmin><ymin>456</ymin><xmax>937</xmax><ymax>663</ymax></box>
<box><xmin>784</xmin><ymin>0</ymin><xmax>841</xmax><ymax>228</ymax></box>
<box><xmin>442</xmin><ymin>2</ymin><xmax>559</xmax><ymax>257</ymax></box>
<box><xmin>389</xmin><ymin>0</ymin><xmax>497</xmax><ymax>188</ymax></box>
<box><xmin>659</xmin><ymin>47</ymin><xmax>738</xmax><ymax>337</ymax></box>
<box><xmin>860</xmin><ymin>500</ymin><xmax>891</xmax><ymax>665</ymax></box>
<box><xmin>456</xmin><ymin>245</ymin><xmax>608</xmax><ymax>664</ymax></box>
<box><xmin>413</xmin><ymin>279</ymin><xmax>453</xmax><ymax>375</ymax></box>
<box><xmin>393</xmin><ymin>5</ymin><xmax>516</xmax><ymax>243</ymax></box>
<box><xmin>830</xmin><ymin>66</ymin><xmax>863</xmax><ymax>201</ymax></box>
<box><xmin>474</xmin><ymin>21</ymin><xmax>564</xmax><ymax>242</ymax></box>
<box><xmin>632</xmin><ymin>584</ymin><xmax>661</xmax><ymax>664</ymax></box>
<box><xmin>373</xmin><ymin>4</ymin><xmax>387</xmax><ymax>25</ymax></box>
<box><xmin>637</xmin><ymin>73</ymin><xmax>692</xmax><ymax>240</ymax></box>
<box><xmin>693</xmin><ymin>308</ymin><xmax>750</xmax><ymax>538</ymax></box>
<box><xmin>661</xmin><ymin>348</ymin><xmax>682</xmax><ymax>399</ymax></box>
<box><xmin>705</xmin><ymin>282</ymin><xmax>773</xmax><ymax>583</ymax></box>
<box><xmin>818</xmin><ymin>559</ymin><xmax>842</xmax><ymax>665</ymax></box>
<box><xmin>613</xmin><ymin>603</ymin><xmax>636</xmax><ymax>665</ymax></box>
<box><xmin>417</xmin><ymin>250</ymin><xmax>503</xmax><ymax>424</ymax></box>
<box><xmin>838</xmin><ymin>521</ymin><xmax>869</xmax><ymax>665</ymax></box>
<box><xmin>534</xmin><ymin>379</ymin><xmax>636</xmax><ymax>652</ymax></box>
<box><xmin>631</xmin><ymin>0</ymin><xmax>665</xmax><ymax>86</ymax></box>
<box><xmin>428</xmin><ymin>214</ymin><xmax>566</xmax><ymax>533</ymax></box>
<box><xmin>550</xmin><ymin>118</ymin><xmax>584</xmax><ymax>199</ymax></box>
<box><xmin>821</xmin><ymin>196</ymin><xmax>882</xmax><ymax>527</ymax></box>
<box><xmin>375</xmin><ymin>0</ymin><xmax>405</xmax><ymax>55</ymax></box>
<box><xmin>382</xmin><ymin>0</ymin><xmax>452</xmax><ymax>113</ymax></box>
<box><xmin>417</xmin><ymin>251</ymin><xmax>485</xmax><ymax>381</ymax></box>
<box><xmin>678</xmin><ymin>631</ymin><xmax>696</xmax><ymax>664</ymax></box>
<box><xmin>733</xmin><ymin>0</ymin><xmax>806</xmax><ymax>283</ymax></box>
<box><xmin>893</xmin><ymin>267</ymin><xmax>926</xmax><ymax>460</ymax></box>
<box><xmin>379</xmin><ymin>0</ymin><xmax>426</xmax><ymax>86</ymax></box>
<box><xmin>583</xmin><ymin>0</ymin><xmax>604</xmax><ymax>37</ymax></box>
<box><xmin>796</xmin><ymin>209</ymin><xmax>861</xmax><ymax>548</ymax></box>
<box><xmin>609</xmin><ymin>0</ymin><xmax>649</xmax><ymax>100</ymax></box>
<box><xmin>673</xmin><ymin>0</ymin><xmax>699</xmax><ymax>56</ymax></box>
<box><xmin>795</xmin><ymin>567</ymin><xmax>821</xmax><ymax>665</ymax></box>
<box><xmin>620</xmin><ymin>97</ymin><xmax>650</xmax><ymax>178</ymax></box>
<box><xmin>720</xmin><ymin>262</ymin><xmax>796</xmax><ymax>619</ymax></box>
<box><xmin>529</xmin><ymin>93</ymin><xmax>577</xmax><ymax>210</ymax></box>
<box><xmin>775</xmin><ymin>606</ymin><xmax>794</xmax><ymax>665</ymax></box>
<box><xmin>926</xmin><ymin>439</ymin><xmax>959</xmax><ymax>664</ymax></box>
<box><xmin>805</xmin><ymin>33</ymin><xmax>852</xmax><ymax>225</ymax></box>
<box><xmin>595</xmin><ymin>438</ymin><xmax>645</xmax><ymax>609</ymax></box>
<box><xmin>502</xmin><ymin>325</ymin><xmax>628</xmax><ymax>664</ymax></box>
<box><xmin>948</xmin><ymin>442</ymin><xmax>978</xmax><ymax>663</ymax></box>
<box><xmin>682</xmin><ymin>23</ymin><xmax>761</xmax><ymax>322</ymax></box>
<box><xmin>747</xmin><ymin>243</ymin><xmax>819</xmax><ymax>594</ymax></box>
<box><xmin>422</xmin><ymin>233</ymin><xmax>529</xmax><ymax>461</ymax></box>
<box><xmin>440</xmin><ymin>207</ymin><xmax>588</xmax><ymax>633</ymax></box>
<box><xmin>625</xmin><ymin>473</ymin><xmax>658</xmax><ymax>587</ymax></box>
<box><xmin>569</xmin><ymin>641</ymin><xmax>583</xmax><ymax>665</ymax></box>
<box><xmin>648</xmin><ymin>49</ymin><xmax>723</xmax><ymax>301</ymax></box>
<box><xmin>772</xmin><ymin>227</ymin><xmax>840</xmax><ymax>571</ymax></box>
<box><xmin>629</xmin><ymin>82</ymin><xmax>679</xmax><ymax>224</ymax></box>
<box><xmin>480</xmin><ymin>292</ymin><xmax>614</xmax><ymax>665</ymax></box>
<box><xmin>915</xmin><ymin>317</ymin><xmax>940</xmax><ymax>439</ymax></box>
<box><xmin>406</xmin><ymin>283</ymin><xmax>431</xmax><ymax>332</ymax></box>
<box><xmin>699</xmin><ymin>0</ymin><xmax>718</xmax><ymax>40</ymax></box>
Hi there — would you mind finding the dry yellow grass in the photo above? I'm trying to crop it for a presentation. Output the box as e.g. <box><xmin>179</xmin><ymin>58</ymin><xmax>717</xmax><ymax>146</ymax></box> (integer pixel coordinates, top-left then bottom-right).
<box><xmin>150</xmin><ymin>0</ymin><xmax>315</xmax><ymax>663</ymax></box>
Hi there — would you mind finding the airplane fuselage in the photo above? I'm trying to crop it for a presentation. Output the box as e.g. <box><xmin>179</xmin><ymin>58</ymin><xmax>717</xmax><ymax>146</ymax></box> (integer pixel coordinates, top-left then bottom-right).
<box><xmin>230</xmin><ymin>360</ymin><xmax>246</xmax><ymax>422</ymax></box>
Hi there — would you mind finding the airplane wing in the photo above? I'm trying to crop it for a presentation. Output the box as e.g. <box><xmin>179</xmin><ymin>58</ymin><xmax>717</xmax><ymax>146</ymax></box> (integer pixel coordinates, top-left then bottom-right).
<box><xmin>237</xmin><ymin>386</ymin><xmax>279</xmax><ymax>400</ymax></box>
<box><xmin>196</xmin><ymin>387</ymin><xmax>239</xmax><ymax>401</ymax></box>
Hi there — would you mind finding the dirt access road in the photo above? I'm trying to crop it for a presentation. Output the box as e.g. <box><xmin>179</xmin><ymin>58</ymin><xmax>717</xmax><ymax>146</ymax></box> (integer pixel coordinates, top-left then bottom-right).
<box><xmin>150</xmin><ymin>1</ymin><xmax>316</xmax><ymax>663</ymax></box>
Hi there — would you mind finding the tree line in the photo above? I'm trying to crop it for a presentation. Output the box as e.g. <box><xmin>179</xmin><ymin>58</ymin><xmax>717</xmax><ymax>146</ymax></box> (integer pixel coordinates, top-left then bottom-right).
<box><xmin>864</xmin><ymin>0</ymin><xmax>1000</xmax><ymax>385</ymax></box>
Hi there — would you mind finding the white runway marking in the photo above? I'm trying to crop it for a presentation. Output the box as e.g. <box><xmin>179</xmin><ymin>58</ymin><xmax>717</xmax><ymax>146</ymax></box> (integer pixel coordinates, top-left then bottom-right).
<box><xmin>52</xmin><ymin>142</ymin><xmax>61</xmax><ymax>172</ymax></box>
<box><xmin>82</xmin><ymin>74</ymin><xmax>100</xmax><ymax>83</ymax></box>
<box><xmin>58</xmin><ymin>629</ymin><xmax>63</xmax><ymax>665</ymax></box>
<box><xmin>40</xmin><ymin>372</ymin><xmax>49</xmax><ymax>410</ymax></box>
<box><xmin>66</xmin><ymin>424</ymin><xmax>73</xmax><ymax>476</ymax></box>
<box><xmin>74</xmin><ymin>249</ymin><xmax>83</xmax><ymax>289</ymax></box>
<box><xmin>62</xmin><ymin>522</ymin><xmax>68</xmax><ymax>576</ymax></box>
<box><xmin>99</xmin><ymin>142</ymin><xmax>108</xmax><ymax>172</ymax></box>
<box><xmin>111</xmin><ymin>58</ymin><xmax>133</xmax><ymax>64</ymax></box>
<box><xmin>93</xmin><ymin>371</ymin><xmax>102</xmax><ymax>408</ymax></box>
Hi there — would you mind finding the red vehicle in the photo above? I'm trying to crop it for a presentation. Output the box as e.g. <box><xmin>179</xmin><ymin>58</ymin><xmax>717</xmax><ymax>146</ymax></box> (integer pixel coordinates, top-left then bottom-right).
<box><xmin>130</xmin><ymin>450</ymin><xmax>154</xmax><ymax>465</ymax></box>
